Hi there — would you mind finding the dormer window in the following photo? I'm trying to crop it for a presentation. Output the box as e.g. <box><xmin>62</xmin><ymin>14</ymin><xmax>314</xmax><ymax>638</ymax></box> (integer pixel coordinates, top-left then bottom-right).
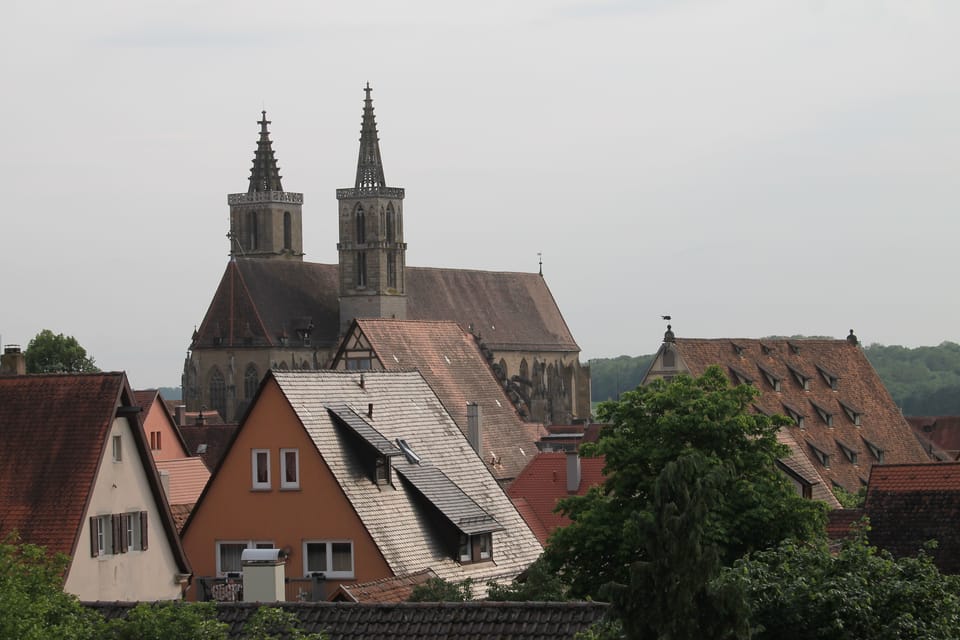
<box><xmin>788</xmin><ymin>342</ymin><xmax>801</xmax><ymax>355</ymax></box>
<box><xmin>863</xmin><ymin>438</ymin><xmax>884</xmax><ymax>463</ymax></box>
<box><xmin>810</xmin><ymin>401</ymin><xmax>834</xmax><ymax>427</ymax></box>
<box><xmin>816</xmin><ymin>364</ymin><xmax>840</xmax><ymax>390</ymax></box>
<box><xmin>836</xmin><ymin>440</ymin><xmax>858</xmax><ymax>464</ymax></box>
<box><xmin>760</xmin><ymin>343</ymin><xmax>774</xmax><ymax>356</ymax></box>
<box><xmin>729</xmin><ymin>366</ymin><xmax>754</xmax><ymax>387</ymax></box>
<box><xmin>839</xmin><ymin>400</ymin><xmax>863</xmax><ymax>426</ymax></box>
<box><xmin>808</xmin><ymin>443</ymin><xmax>830</xmax><ymax>468</ymax></box>
<box><xmin>782</xmin><ymin>403</ymin><xmax>805</xmax><ymax>428</ymax></box>
<box><xmin>731</xmin><ymin>342</ymin><xmax>745</xmax><ymax>357</ymax></box>
<box><xmin>459</xmin><ymin>533</ymin><xmax>493</xmax><ymax>564</ymax></box>
<box><xmin>786</xmin><ymin>365</ymin><xmax>811</xmax><ymax>391</ymax></box>
<box><xmin>375</xmin><ymin>456</ymin><xmax>392</xmax><ymax>485</ymax></box>
<box><xmin>758</xmin><ymin>365</ymin><xmax>781</xmax><ymax>392</ymax></box>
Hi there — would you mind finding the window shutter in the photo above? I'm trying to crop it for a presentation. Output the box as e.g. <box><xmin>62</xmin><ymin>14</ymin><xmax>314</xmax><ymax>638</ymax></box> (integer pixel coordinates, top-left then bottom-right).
<box><xmin>140</xmin><ymin>511</ymin><xmax>148</xmax><ymax>550</ymax></box>
<box><xmin>112</xmin><ymin>514</ymin><xmax>121</xmax><ymax>554</ymax></box>
<box><xmin>90</xmin><ymin>517</ymin><xmax>99</xmax><ymax>557</ymax></box>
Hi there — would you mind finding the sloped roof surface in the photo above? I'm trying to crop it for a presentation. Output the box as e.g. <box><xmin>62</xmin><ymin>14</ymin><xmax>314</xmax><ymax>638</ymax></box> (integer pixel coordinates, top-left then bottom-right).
<box><xmin>0</xmin><ymin>373</ymin><xmax>124</xmax><ymax>555</ymax></box>
<box><xmin>271</xmin><ymin>370</ymin><xmax>542</xmax><ymax>591</ymax></box>
<box><xmin>87</xmin><ymin>601</ymin><xmax>610</xmax><ymax>640</ymax></box>
<box><xmin>669</xmin><ymin>338</ymin><xmax>930</xmax><ymax>493</ymax></box>
<box><xmin>907</xmin><ymin>416</ymin><xmax>960</xmax><ymax>459</ymax></box>
<box><xmin>155</xmin><ymin>457</ymin><xmax>211</xmax><ymax>505</ymax></box>
<box><xmin>346</xmin><ymin>319</ymin><xmax>544</xmax><ymax>482</ymax></box>
<box><xmin>507</xmin><ymin>452</ymin><xmax>606</xmax><ymax>545</ymax></box>
<box><xmin>775</xmin><ymin>431</ymin><xmax>842</xmax><ymax>508</ymax></box>
<box><xmin>336</xmin><ymin>569</ymin><xmax>438</xmax><ymax>603</ymax></box>
<box><xmin>191</xmin><ymin>261</ymin><xmax>578</xmax><ymax>353</ymax></box>
<box><xmin>865</xmin><ymin>463</ymin><xmax>960</xmax><ymax>572</ymax></box>
<box><xmin>826</xmin><ymin>508</ymin><xmax>866</xmax><ymax>540</ymax></box>
<box><xmin>180</xmin><ymin>424</ymin><xmax>240</xmax><ymax>470</ymax></box>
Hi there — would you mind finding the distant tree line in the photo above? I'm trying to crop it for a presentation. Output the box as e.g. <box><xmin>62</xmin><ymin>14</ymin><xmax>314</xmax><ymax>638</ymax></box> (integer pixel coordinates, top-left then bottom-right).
<box><xmin>590</xmin><ymin>341</ymin><xmax>960</xmax><ymax>416</ymax></box>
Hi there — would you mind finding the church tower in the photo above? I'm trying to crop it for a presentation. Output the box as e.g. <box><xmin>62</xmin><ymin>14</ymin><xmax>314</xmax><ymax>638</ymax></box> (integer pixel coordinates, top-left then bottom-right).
<box><xmin>228</xmin><ymin>112</ymin><xmax>304</xmax><ymax>260</ymax></box>
<box><xmin>337</xmin><ymin>84</ymin><xmax>407</xmax><ymax>333</ymax></box>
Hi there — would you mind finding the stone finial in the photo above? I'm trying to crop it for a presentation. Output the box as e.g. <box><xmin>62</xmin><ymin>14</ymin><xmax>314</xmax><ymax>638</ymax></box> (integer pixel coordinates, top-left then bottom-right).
<box><xmin>664</xmin><ymin>324</ymin><xmax>675</xmax><ymax>343</ymax></box>
<box><xmin>847</xmin><ymin>329</ymin><xmax>859</xmax><ymax>346</ymax></box>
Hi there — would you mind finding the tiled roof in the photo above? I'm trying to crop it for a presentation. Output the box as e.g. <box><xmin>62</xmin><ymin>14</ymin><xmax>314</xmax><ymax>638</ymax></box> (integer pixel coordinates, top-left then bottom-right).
<box><xmin>907</xmin><ymin>416</ymin><xmax>960</xmax><ymax>460</ymax></box>
<box><xmin>155</xmin><ymin>457</ymin><xmax>211</xmax><ymax>505</ymax></box>
<box><xmin>268</xmin><ymin>370</ymin><xmax>543</xmax><ymax>592</ymax></box>
<box><xmin>825</xmin><ymin>508</ymin><xmax>865</xmax><ymax>540</ymax></box>
<box><xmin>865</xmin><ymin>463</ymin><xmax>960</xmax><ymax>572</ymax></box>
<box><xmin>191</xmin><ymin>261</ymin><xmax>578</xmax><ymax>353</ymax></box>
<box><xmin>340</xmin><ymin>319</ymin><xmax>544</xmax><ymax>482</ymax></box>
<box><xmin>0</xmin><ymin>373</ymin><xmax>190</xmax><ymax>575</ymax></box>
<box><xmin>660</xmin><ymin>337</ymin><xmax>930</xmax><ymax>494</ymax></box>
<box><xmin>86</xmin><ymin>601</ymin><xmax>610</xmax><ymax>639</ymax></box>
<box><xmin>335</xmin><ymin>569</ymin><xmax>438</xmax><ymax>603</ymax></box>
<box><xmin>179</xmin><ymin>424</ymin><xmax>240</xmax><ymax>470</ymax></box>
<box><xmin>169</xmin><ymin>504</ymin><xmax>194</xmax><ymax>534</ymax></box>
<box><xmin>507</xmin><ymin>453</ymin><xmax>606</xmax><ymax>545</ymax></box>
<box><xmin>774</xmin><ymin>431</ymin><xmax>842</xmax><ymax>508</ymax></box>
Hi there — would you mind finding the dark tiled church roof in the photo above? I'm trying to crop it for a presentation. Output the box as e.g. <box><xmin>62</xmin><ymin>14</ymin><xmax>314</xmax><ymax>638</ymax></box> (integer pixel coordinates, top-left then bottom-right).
<box><xmin>85</xmin><ymin>601</ymin><xmax>610</xmax><ymax>639</ymax></box>
<box><xmin>191</xmin><ymin>261</ymin><xmax>578</xmax><ymax>353</ymax></box>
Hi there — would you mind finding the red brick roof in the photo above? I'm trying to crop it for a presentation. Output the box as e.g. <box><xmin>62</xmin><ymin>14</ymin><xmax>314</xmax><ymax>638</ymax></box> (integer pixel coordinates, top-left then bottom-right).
<box><xmin>825</xmin><ymin>508</ymin><xmax>865</xmax><ymax>540</ymax></box>
<box><xmin>659</xmin><ymin>337</ymin><xmax>930</xmax><ymax>494</ymax></box>
<box><xmin>191</xmin><ymin>261</ymin><xmax>578</xmax><ymax>353</ymax></box>
<box><xmin>337</xmin><ymin>319</ymin><xmax>545</xmax><ymax>482</ymax></box>
<box><xmin>507</xmin><ymin>452</ymin><xmax>606</xmax><ymax>545</ymax></box>
<box><xmin>906</xmin><ymin>416</ymin><xmax>960</xmax><ymax>460</ymax></box>
<box><xmin>334</xmin><ymin>569</ymin><xmax>439</xmax><ymax>603</ymax></box>
<box><xmin>865</xmin><ymin>463</ymin><xmax>960</xmax><ymax>572</ymax></box>
<box><xmin>155</xmin><ymin>457</ymin><xmax>210</xmax><ymax>505</ymax></box>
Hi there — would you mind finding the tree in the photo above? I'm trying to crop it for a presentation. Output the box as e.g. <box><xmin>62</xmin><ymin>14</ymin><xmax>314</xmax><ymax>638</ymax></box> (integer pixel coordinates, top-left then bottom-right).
<box><xmin>0</xmin><ymin>533</ymin><xmax>104</xmax><ymax>640</ymax></box>
<box><xmin>103</xmin><ymin>602</ymin><xmax>227</xmax><ymax>640</ymax></box>
<box><xmin>24</xmin><ymin>329</ymin><xmax>99</xmax><ymax>373</ymax></box>
<box><xmin>486</xmin><ymin>555</ymin><xmax>568</xmax><ymax>602</ymax></box>
<box><xmin>407</xmin><ymin>577</ymin><xmax>474</xmax><ymax>602</ymax></box>
<box><xmin>242</xmin><ymin>606</ymin><xmax>326</xmax><ymax>640</ymax></box>
<box><xmin>718</xmin><ymin>527</ymin><xmax>960</xmax><ymax>640</ymax></box>
<box><xmin>545</xmin><ymin>367</ymin><xmax>826</xmax><ymax>599</ymax></box>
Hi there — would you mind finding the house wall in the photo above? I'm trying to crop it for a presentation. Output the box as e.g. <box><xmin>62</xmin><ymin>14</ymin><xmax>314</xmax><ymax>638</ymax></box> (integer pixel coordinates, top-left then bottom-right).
<box><xmin>181</xmin><ymin>379</ymin><xmax>391</xmax><ymax>601</ymax></box>
<box><xmin>65</xmin><ymin>417</ymin><xmax>184</xmax><ymax>601</ymax></box>
<box><xmin>143</xmin><ymin>402</ymin><xmax>188</xmax><ymax>460</ymax></box>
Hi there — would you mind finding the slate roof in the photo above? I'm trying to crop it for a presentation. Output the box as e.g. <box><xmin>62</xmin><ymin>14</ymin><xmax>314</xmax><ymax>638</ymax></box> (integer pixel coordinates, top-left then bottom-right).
<box><xmin>155</xmin><ymin>457</ymin><xmax>210</xmax><ymax>506</ymax></box>
<box><xmin>0</xmin><ymin>373</ymin><xmax>190</xmax><ymax>574</ymax></box>
<box><xmin>179</xmin><ymin>424</ymin><xmax>240</xmax><ymax>470</ymax></box>
<box><xmin>86</xmin><ymin>601</ymin><xmax>610</xmax><ymax>640</ymax></box>
<box><xmin>864</xmin><ymin>463</ymin><xmax>960</xmax><ymax>573</ymax></box>
<box><xmin>190</xmin><ymin>260</ymin><xmax>578</xmax><ymax>353</ymax></box>
<box><xmin>658</xmin><ymin>337</ymin><xmax>930</xmax><ymax>494</ymax></box>
<box><xmin>333</xmin><ymin>569</ymin><xmax>439</xmax><ymax>603</ymax></box>
<box><xmin>268</xmin><ymin>370</ymin><xmax>543</xmax><ymax>593</ymax></box>
<box><xmin>336</xmin><ymin>319</ymin><xmax>545</xmax><ymax>482</ymax></box>
<box><xmin>507</xmin><ymin>453</ymin><xmax>607</xmax><ymax>545</ymax></box>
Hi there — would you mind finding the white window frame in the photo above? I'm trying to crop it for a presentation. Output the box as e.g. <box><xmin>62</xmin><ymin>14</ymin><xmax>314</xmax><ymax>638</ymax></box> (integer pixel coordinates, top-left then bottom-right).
<box><xmin>252</xmin><ymin>449</ymin><xmax>271</xmax><ymax>490</ymax></box>
<box><xmin>216</xmin><ymin>540</ymin><xmax>274</xmax><ymax>576</ymax></box>
<box><xmin>302</xmin><ymin>540</ymin><xmax>354</xmax><ymax>579</ymax></box>
<box><xmin>280</xmin><ymin>448</ymin><xmax>300</xmax><ymax>490</ymax></box>
<box><xmin>123</xmin><ymin>512</ymin><xmax>142</xmax><ymax>551</ymax></box>
<box><xmin>96</xmin><ymin>515</ymin><xmax>111</xmax><ymax>556</ymax></box>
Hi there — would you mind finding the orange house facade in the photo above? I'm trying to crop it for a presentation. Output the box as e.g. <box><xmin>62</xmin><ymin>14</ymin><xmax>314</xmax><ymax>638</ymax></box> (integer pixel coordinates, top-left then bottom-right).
<box><xmin>181</xmin><ymin>370</ymin><xmax>540</xmax><ymax>601</ymax></box>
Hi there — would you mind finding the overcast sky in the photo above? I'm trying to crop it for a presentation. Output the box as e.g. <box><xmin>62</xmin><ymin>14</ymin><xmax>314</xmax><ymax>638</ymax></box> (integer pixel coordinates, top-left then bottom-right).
<box><xmin>2</xmin><ymin>1</ymin><xmax>958</xmax><ymax>388</ymax></box>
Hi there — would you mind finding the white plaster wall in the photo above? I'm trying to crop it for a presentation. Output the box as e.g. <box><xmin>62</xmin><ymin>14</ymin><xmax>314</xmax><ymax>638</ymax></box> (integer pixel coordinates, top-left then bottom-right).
<box><xmin>64</xmin><ymin>417</ymin><xmax>184</xmax><ymax>601</ymax></box>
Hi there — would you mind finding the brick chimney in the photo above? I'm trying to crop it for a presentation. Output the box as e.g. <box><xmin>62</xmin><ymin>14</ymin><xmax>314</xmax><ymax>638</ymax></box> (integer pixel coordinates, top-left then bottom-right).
<box><xmin>467</xmin><ymin>402</ymin><xmax>482</xmax><ymax>459</ymax></box>
<box><xmin>566</xmin><ymin>450</ymin><xmax>581</xmax><ymax>493</ymax></box>
<box><xmin>1</xmin><ymin>345</ymin><xmax>26</xmax><ymax>376</ymax></box>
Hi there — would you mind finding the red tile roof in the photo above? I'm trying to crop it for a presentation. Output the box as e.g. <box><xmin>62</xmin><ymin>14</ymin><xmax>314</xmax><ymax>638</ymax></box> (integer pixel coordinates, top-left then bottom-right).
<box><xmin>825</xmin><ymin>508</ymin><xmax>865</xmax><ymax>540</ymax></box>
<box><xmin>507</xmin><ymin>452</ymin><xmax>606</xmax><ymax>545</ymax></box>
<box><xmin>337</xmin><ymin>319</ymin><xmax>545</xmax><ymax>482</ymax></box>
<box><xmin>906</xmin><ymin>416</ymin><xmax>960</xmax><ymax>460</ymax></box>
<box><xmin>155</xmin><ymin>457</ymin><xmax>211</xmax><ymax>505</ymax></box>
<box><xmin>655</xmin><ymin>337</ymin><xmax>930</xmax><ymax>494</ymax></box>
<box><xmin>865</xmin><ymin>463</ymin><xmax>960</xmax><ymax>572</ymax></box>
<box><xmin>334</xmin><ymin>569</ymin><xmax>439</xmax><ymax>603</ymax></box>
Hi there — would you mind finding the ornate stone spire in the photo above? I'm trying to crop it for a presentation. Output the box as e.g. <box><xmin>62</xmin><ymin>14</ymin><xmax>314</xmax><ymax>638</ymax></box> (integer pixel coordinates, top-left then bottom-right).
<box><xmin>248</xmin><ymin>111</ymin><xmax>283</xmax><ymax>193</ymax></box>
<box><xmin>354</xmin><ymin>83</ymin><xmax>387</xmax><ymax>191</ymax></box>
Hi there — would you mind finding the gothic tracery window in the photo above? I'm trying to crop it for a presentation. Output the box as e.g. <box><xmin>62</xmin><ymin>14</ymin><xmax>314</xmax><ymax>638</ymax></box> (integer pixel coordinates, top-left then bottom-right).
<box><xmin>355</xmin><ymin>205</ymin><xmax>366</xmax><ymax>244</ymax></box>
<box><xmin>244</xmin><ymin>364</ymin><xmax>258</xmax><ymax>401</ymax></box>
<box><xmin>356</xmin><ymin>252</ymin><xmax>367</xmax><ymax>287</ymax></box>
<box><xmin>209</xmin><ymin>367</ymin><xmax>226</xmax><ymax>421</ymax></box>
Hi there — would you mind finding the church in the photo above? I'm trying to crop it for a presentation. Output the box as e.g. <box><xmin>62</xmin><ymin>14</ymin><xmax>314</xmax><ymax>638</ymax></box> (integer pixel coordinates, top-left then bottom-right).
<box><xmin>182</xmin><ymin>86</ymin><xmax>590</xmax><ymax>425</ymax></box>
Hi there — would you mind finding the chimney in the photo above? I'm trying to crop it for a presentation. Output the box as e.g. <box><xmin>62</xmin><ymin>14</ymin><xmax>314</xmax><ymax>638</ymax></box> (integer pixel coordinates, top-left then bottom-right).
<box><xmin>174</xmin><ymin>405</ymin><xmax>186</xmax><ymax>426</ymax></box>
<box><xmin>0</xmin><ymin>345</ymin><xmax>26</xmax><ymax>376</ymax></box>
<box><xmin>159</xmin><ymin>469</ymin><xmax>171</xmax><ymax>499</ymax></box>
<box><xmin>467</xmin><ymin>402</ymin><xmax>482</xmax><ymax>458</ymax></box>
<box><xmin>566</xmin><ymin>450</ymin><xmax>581</xmax><ymax>493</ymax></box>
<box><xmin>241</xmin><ymin>548</ymin><xmax>286</xmax><ymax>602</ymax></box>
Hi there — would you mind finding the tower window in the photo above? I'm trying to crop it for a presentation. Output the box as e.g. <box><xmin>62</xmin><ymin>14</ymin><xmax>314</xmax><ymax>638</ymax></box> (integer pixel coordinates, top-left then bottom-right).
<box><xmin>248</xmin><ymin>210</ymin><xmax>258</xmax><ymax>250</ymax></box>
<box><xmin>209</xmin><ymin>367</ymin><xmax>226</xmax><ymax>421</ymax></box>
<box><xmin>355</xmin><ymin>205</ymin><xmax>366</xmax><ymax>244</ymax></box>
<box><xmin>356</xmin><ymin>252</ymin><xmax>367</xmax><ymax>288</ymax></box>
<box><xmin>386</xmin><ymin>206</ymin><xmax>395</xmax><ymax>242</ymax></box>
<box><xmin>387</xmin><ymin>251</ymin><xmax>396</xmax><ymax>288</ymax></box>
<box><xmin>283</xmin><ymin>211</ymin><xmax>292</xmax><ymax>250</ymax></box>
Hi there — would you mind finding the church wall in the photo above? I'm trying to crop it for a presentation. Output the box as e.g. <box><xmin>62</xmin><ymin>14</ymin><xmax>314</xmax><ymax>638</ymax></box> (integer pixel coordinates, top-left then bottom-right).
<box><xmin>493</xmin><ymin>349</ymin><xmax>591</xmax><ymax>425</ymax></box>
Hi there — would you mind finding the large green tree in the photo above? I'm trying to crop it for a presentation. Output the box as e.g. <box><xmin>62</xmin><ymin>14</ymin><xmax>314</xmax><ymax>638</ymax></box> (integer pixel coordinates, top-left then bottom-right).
<box><xmin>24</xmin><ymin>329</ymin><xmax>99</xmax><ymax>373</ymax></box>
<box><xmin>718</xmin><ymin>529</ymin><xmax>960</xmax><ymax>640</ymax></box>
<box><xmin>545</xmin><ymin>366</ymin><xmax>826</xmax><ymax>599</ymax></box>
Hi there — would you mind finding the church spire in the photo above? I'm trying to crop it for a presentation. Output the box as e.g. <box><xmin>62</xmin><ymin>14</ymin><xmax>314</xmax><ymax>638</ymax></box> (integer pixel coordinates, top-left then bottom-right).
<box><xmin>354</xmin><ymin>83</ymin><xmax>387</xmax><ymax>191</ymax></box>
<box><xmin>248</xmin><ymin>110</ymin><xmax>283</xmax><ymax>193</ymax></box>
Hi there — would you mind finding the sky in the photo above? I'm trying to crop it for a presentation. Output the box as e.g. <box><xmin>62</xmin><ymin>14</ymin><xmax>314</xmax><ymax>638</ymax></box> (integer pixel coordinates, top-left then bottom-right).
<box><xmin>2</xmin><ymin>1</ymin><xmax>958</xmax><ymax>389</ymax></box>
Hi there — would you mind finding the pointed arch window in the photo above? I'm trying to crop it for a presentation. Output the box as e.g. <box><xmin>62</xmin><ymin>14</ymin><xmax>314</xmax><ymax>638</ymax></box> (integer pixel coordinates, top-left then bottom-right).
<box><xmin>248</xmin><ymin>211</ymin><xmax>258</xmax><ymax>250</ymax></box>
<box><xmin>244</xmin><ymin>364</ymin><xmax>259</xmax><ymax>400</ymax></box>
<box><xmin>209</xmin><ymin>367</ymin><xmax>226</xmax><ymax>421</ymax></box>
<box><xmin>283</xmin><ymin>211</ymin><xmax>292</xmax><ymax>250</ymax></box>
<box><xmin>387</xmin><ymin>251</ymin><xmax>397</xmax><ymax>288</ymax></box>
<box><xmin>386</xmin><ymin>205</ymin><xmax>396</xmax><ymax>242</ymax></box>
<box><xmin>355</xmin><ymin>205</ymin><xmax>366</xmax><ymax>244</ymax></box>
<box><xmin>519</xmin><ymin>358</ymin><xmax>529</xmax><ymax>382</ymax></box>
<box><xmin>356</xmin><ymin>252</ymin><xmax>367</xmax><ymax>288</ymax></box>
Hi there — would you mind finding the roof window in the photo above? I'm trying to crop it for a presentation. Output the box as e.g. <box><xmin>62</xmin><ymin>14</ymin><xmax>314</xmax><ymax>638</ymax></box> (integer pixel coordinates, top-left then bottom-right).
<box><xmin>757</xmin><ymin>364</ymin><xmax>781</xmax><ymax>392</ymax></box>
<box><xmin>816</xmin><ymin>364</ymin><xmax>840</xmax><ymax>390</ymax></box>
<box><xmin>810</xmin><ymin>400</ymin><xmax>834</xmax><ymax>427</ymax></box>
<box><xmin>782</xmin><ymin>403</ymin><xmax>805</xmax><ymax>428</ymax></box>
<box><xmin>836</xmin><ymin>440</ymin><xmax>858</xmax><ymax>464</ymax></box>
<box><xmin>788</xmin><ymin>342</ymin><xmax>802</xmax><ymax>355</ymax></box>
<box><xmin>862</xmin><ymin>437</ymin><xmax>884</xmax><ymax>463</ymax></box>
<box><xmin>808</xmin><ymin>443</ymin><xmax>830</xmax><ymax>468</ymax></box>
<box><xmin>731</xmin><ymin>341</ymin><xmax>745</xmax><ymax>357</ymax></box>
<box><xmin>839</xmin><ymin>400</ymin><xmax>863</xmax><ymax>426</ymax></box>
<box><xmin>729</xmin><ymin>365</ymin><xmax>754</xmax><ymax>387</ymax></box>
<box><xmin>760</xmin><ymin>343</ymin><xmax>774</xmax><ymax>356</ymax></box>
<box><xmin>786</xmin><ymin>365</ymin><xmax>811</xmax><ymax>391</ymax></box>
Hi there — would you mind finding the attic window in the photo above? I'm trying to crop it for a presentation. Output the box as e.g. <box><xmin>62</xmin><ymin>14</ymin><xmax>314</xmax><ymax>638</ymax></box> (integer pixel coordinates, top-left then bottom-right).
<box><xmin>729</xmin><ymin>366</ymin><xmax>754</xmax><ymax>387</ymax></box>
<box><xmin>782</xmin><ymin>403</ymin><xmax>805</xmax><ymax>428</ymax></box>
<box><xmin>839</xmin><ymin>401</ymin><xmax>863</xmax><ymax>426</ymax></box>
<box><xmin>731</xmin><ymin>342</ymin><xmax>745</xmax><ymax>357</ymax></box>
<box><xmin>760</xmin><ymin>343</ymin><xmax>774</xmax><ymax>356</ymax></box>
<box><xmin>810</xmin><ymin>401</ymin><xmax>834</xmax><ymax>427</ymax></box>
<box><xmin>788</xmin><ymin>342</ymin><xmax>801</xmax><ymax>355</ymax></box>
<box><xmin>757</xmin><ymin>365</ymin><xmax>781</xmax><ymax>391</ymax></box>
<box><xmin>375</xmin><ymin>456</ymin><xmax>392</xmax><ymax>485</ymax></box>
<box><xmin>836</xmin><ymin>440</ymin><xmax>858</xmax><ymax>464</ymax></box>
<box><xmin>816</xmin><ymin>364</ymin><xmax>840</xmax><ymax>390</ymax></box>
<box><xmin>808</xmin><ymin>443</ymin><xmax>830</xmax><ymax>468</ymax></box>
<box><xmin>862</xmin><ymin>438</ymin><xmax>884</xmax><ymax>463</ymax></box>
<box><xmin>786</xmin><ymin>365</ymin><xmax>811</xmax><ymax>391</ymax></box>
<box><xmin>459</xmin><ymin>533</ymin><xmax>493</xmax><ymax>564</ymax></box>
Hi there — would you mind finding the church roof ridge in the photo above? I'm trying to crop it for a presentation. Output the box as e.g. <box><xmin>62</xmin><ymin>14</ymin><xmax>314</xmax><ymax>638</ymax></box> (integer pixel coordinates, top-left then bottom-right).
<box><xmin>247</xmin><ymin>110</ymin><xmax>283</xmax><ymax>193</ymax></box>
